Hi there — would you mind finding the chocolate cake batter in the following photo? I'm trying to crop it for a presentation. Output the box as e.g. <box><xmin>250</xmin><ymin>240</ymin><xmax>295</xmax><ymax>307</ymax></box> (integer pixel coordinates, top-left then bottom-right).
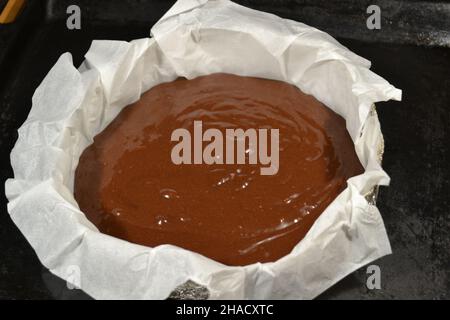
<box><xmin>74</xmin><ymin>73</ymin><xmax>364</xmax><ymax>266</ymax></box>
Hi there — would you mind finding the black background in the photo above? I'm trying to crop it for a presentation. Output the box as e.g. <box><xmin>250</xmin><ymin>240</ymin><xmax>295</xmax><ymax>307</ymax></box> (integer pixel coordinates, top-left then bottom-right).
<box><xmin>0</xmin><ymin>0</ymin><xmax>449</xmax><ymax>299</ymax></box>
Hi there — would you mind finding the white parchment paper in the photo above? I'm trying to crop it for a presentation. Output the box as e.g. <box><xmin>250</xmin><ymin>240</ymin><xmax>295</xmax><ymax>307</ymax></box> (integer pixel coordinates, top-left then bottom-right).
<box><xmin>5</xmin><ymin>0</ymin><xmax>401</xmax><ymax>299</ymax></box>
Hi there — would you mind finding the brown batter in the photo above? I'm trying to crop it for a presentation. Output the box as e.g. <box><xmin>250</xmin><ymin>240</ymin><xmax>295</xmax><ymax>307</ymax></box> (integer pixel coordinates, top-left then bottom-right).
<box><xmin>74</xmin><ymin>73</ymin><xmax>364</xmax><ymax>266</ymax></box>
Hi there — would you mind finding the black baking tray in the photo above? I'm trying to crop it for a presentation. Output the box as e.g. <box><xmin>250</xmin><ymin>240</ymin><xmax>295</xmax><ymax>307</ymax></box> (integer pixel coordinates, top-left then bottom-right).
<box><xmin>0</xmin><ymin>0</ymin><xmax>449</xmax><ymax>300</ymax></box>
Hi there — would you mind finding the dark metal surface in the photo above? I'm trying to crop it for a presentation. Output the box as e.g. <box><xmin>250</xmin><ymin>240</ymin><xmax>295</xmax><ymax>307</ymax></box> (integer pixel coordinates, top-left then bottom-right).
<box><xmin>241</xmin><ymin>0</ymin><xmax>450</xmax><ymax>47</ymax></box>
<box><xmin>0</xmin><ymin>0</ymin><xmax>449</xmax><ymax>299</ymax></box>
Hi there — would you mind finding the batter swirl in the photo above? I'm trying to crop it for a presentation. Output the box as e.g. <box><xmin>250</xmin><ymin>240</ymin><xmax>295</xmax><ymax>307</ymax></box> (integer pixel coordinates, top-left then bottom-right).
<box><xmin>74</xmin><ymin>73</ymin><xmax>364</xmax><ymax>266</ymax></box>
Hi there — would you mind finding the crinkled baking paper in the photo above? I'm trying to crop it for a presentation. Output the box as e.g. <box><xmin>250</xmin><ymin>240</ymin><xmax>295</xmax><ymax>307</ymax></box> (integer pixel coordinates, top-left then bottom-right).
<box><xmin>5</xmin><ymin>0</ymin><xmax>401</xmax><ymax>299</ymax></box>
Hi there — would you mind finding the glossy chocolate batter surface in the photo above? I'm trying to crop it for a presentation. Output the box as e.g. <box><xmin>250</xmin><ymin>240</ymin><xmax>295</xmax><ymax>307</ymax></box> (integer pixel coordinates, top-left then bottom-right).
<box><xmin>74</xmin><ymin>73</ymin><xmax>364</xmax><ymax>266</ymax></box>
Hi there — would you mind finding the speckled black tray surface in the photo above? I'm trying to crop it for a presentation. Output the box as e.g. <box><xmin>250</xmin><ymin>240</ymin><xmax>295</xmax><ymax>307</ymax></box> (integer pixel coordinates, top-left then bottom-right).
<box><xmin>0</xmin><ymin>0</ymin><xmax>448</xmax><ymax>299</ymax></box>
